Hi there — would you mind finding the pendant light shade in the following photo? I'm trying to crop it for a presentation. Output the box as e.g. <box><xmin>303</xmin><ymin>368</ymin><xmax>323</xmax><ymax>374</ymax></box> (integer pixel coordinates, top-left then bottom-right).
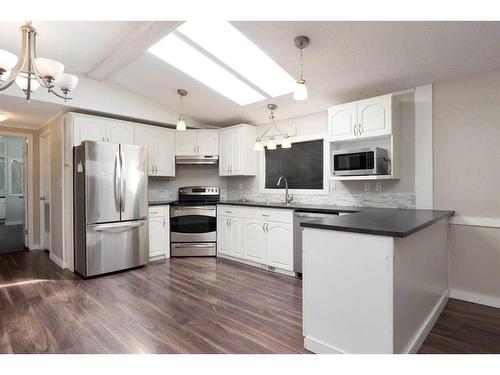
<box><xmin>0</xmin><ymin>49</ymin><xmax>18</xmax><ymax>72</ymax></box>
<box><xmin>267</xmin><ymin>138</ymin><xmax>277</xmax><ymax>150</ymax></box>
<box><xmin>254</xmin><ymin>140</ymin><xmax>263</xmax><ymax>151</ymax></box>
<box><xmin>293</xmin><ymin>35</ymin><xmax>310</xmax><ymax>101</ymax></box>
<box><xmin>281</xmin><ymin>136</ymin><xmax>292</xmax><ymax>149</ymax></box>
<box><xmin>55</xmin><ymin>73</ymin><xmax>79</xmax><ymax>92</ymax></box>
<box><xmin>35</xmin><ymin>58</ymin><xmax>64</xmax><ymax>81</ymax></box>
<box><xmin>293</xmin><ymin>79</ymin><xmax>308</xmax><ymax>101</ymax></box>
<box><xmin>0</xmin><ymin>112</ymin><xmax>8</xmax><ymax>122</ymax></box>
<box><xmin>0</xmin><ymin>69</ymin><xmax>11</xmax><ymax>81</ymax></box>
<box><xmin>176</xmin><ymin>89</ymin><xmax>188</xmax><ymax>131</ymax></box>
<box><xmin>15</xmin><ymin>73</ymin><xmax>40</xmax><ymax>92</ymax></box>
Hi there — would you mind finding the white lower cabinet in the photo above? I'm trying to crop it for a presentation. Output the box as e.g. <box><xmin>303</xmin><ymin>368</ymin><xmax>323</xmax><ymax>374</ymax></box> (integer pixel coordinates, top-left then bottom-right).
<box><xmin>216</xmin><ymin>205</ymin><xmax>294</xmax><ymax>273</ymax></box>
<box><xmin>148</xmin><ymin>205</ymin><xmax>170</xmax><ymax>260</ymax></box>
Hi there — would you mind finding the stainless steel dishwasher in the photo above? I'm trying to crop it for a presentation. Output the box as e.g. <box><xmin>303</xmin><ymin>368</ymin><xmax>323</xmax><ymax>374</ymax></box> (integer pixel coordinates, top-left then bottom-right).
<box><xmin>293</xmin><ymin>211</ymin><xmax>340</xmax><ymax>276</ymax></box>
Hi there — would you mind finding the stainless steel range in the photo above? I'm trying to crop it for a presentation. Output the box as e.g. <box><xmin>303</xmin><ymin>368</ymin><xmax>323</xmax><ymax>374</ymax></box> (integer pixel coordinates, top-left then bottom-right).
<box><xmin>170</xmin><ymin>186</ymin><xmax>219</xmax><ymax>257</ymax></box>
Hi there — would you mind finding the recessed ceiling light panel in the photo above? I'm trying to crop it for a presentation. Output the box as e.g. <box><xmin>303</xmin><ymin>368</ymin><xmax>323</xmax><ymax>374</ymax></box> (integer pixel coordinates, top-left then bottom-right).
<box><xmin>177</xmin><ymin>21</ymin><xmax>296</xmax><ymax>97</ymax></box>
<box><xmin>148</xmin><ymin>33</ymin><xmax>265</xmax><ymax>106</ymax></box>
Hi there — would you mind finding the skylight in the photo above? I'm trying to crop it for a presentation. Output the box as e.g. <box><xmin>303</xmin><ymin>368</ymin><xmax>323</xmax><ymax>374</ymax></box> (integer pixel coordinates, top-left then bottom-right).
<box><xmin>148</xmin><ymin>33</ymin><xmax>265</xmax><ymax>106</ymax></box>
<box><xmin>177</xmin><ymin>21</ymin><xmax>296</xmax><ymax>98</ymax></box>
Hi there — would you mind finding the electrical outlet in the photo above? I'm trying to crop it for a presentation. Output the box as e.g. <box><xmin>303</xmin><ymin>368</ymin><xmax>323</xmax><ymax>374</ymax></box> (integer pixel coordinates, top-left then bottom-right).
<box><xmin>375</xmin><ymin>182</ymin><xmax>383</xmax><ymax>192</ymax></box>
<box><xmin>364</xmin><ymin>182</ymin><xmax>371</xmax><ymax>192</ymax></box>
<box><xmin>329</xmin><ymin>180</ymin><xmax>336</xmax><ymax>191</ymax></box>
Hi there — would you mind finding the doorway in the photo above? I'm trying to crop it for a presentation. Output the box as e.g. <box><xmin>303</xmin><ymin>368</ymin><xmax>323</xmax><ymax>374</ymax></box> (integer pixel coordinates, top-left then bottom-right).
<box><xmin>0</xmin><ymin>135</ymin><xmax>27</xmax><ymax>254</ymax></box>
<box><xmin>39</xmin><ymin>131</ymin><xmax>51</xmax><ymax>251</ymax></box>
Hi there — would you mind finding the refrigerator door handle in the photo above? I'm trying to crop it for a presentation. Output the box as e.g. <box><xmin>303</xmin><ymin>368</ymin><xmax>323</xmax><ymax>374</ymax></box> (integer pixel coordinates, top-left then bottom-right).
<box><xmin>120</xmin><ymin>149</ymin><xmax>126</xmax><ymax>213</ymax></box>
<box><xmin>114</xmin><ymin>151</ymin><xmax>121</xmax><ymax>213</ymax></box>
<box><xmin>93</xmin><ymin>220</ymin><xmax>146</xmax><ymax>232</ymax></box>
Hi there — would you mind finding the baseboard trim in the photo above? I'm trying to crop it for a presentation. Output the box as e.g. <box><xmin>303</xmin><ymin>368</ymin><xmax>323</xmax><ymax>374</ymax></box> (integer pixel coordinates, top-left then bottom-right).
<box><xmin>217</xmin><ymin>253</ymin><xmax>295</xmax><ymax>277</ymax></box>
<box><xmin>449</xmin><ymin>216</ymin><xmax>500</xmax><ymax>228</ymax></box>
<box><xmin>149</xmin><ymin>254</ymin><xmax>166</xmax><ymax>262</ymax></box>
<box><xmin>304</xmin><ymin>336</ymin><xmax>345</xmax><ymax>354</ymax></box>
<box><xmin>5</xmin><ymin>220</ymin><xmax>23</xmax><ymax>226</ymax></box>
<box><xmin>49</xmin><ymin>252</ymin><xmax>66</xmax><ymax>269</ymax></box>
<box><xmin>406</xmin><ymin>290</ymin><xmax>449</xmax><ymax>354</ymax></box>
<box><xmin>450</xmin><ymin>289</ymin><xmax>500</xmax><ymax>309</ymax></box>
<box><xmin>29</xmin><ymin>244</ymin><xmax>40</xmax><ymax>250</ymax></box>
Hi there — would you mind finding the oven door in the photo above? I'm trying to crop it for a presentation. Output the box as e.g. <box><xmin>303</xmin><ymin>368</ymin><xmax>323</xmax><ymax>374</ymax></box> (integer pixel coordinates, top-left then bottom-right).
<box><xmin>170</xmin><ymin>205</ymin><xmax>216</xmax><ymax>242</ymax></box>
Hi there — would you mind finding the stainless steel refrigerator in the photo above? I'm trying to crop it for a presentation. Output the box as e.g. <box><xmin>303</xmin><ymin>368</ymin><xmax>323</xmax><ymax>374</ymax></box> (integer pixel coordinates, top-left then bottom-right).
<box><xmin>74</xmin><ymin>141</ymin><xmax>148</xmax><ymax>277</ymax></box>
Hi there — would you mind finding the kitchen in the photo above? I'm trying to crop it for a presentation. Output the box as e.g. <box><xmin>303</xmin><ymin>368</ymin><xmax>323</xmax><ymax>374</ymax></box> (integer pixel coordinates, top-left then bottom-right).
<box><xmin>0</xmin><ymin>5</ymin><xmax>500</xmax><ymax>372</ymax></box>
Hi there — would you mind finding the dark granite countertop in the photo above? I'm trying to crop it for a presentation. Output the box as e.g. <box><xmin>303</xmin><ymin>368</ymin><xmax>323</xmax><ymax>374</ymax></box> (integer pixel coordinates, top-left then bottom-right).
<box><xmin>300</xmin><ymin>208</ymin><xmax>454</xmax><ymax>237</ymax></box>
<box><xmin>217</xmin><ymin>200</ymin><xmax>454</xmax><ymax>238</ymax></box>
<box><xmin>148</xmin><ymin>200</ymin><xmax>176</xmax><ymax>206</ymax></box>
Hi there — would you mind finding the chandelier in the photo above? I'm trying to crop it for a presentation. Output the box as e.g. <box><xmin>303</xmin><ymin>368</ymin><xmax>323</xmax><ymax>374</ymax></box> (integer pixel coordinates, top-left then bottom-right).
<box><xmin>254</xmin><ymin>104</ymin><xmax>292</xmax><ymax>151</ymax></box>
<box><xmin>0</xmin><ymin>21</ymin><xmax>78</xmax><ymax>103</ymax></box>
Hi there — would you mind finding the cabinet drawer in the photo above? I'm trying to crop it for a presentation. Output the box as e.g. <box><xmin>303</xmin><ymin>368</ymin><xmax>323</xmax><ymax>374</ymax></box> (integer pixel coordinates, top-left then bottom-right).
<box><xmin>148</xmin><ymin>205</ymin><xmax>168</xmax><ymax>217</ymax></box>
<box><xmin>217</xmin><ymin>204</ymin><xmax>293</xmax><ymax>223</ymax></box>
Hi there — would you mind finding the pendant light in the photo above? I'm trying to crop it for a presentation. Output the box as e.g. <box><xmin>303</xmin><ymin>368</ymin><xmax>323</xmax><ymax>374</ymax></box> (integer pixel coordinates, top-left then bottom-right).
<box><xmin>176</xmin><ymin>89</ymin><xmax>188</xmax><ymax>131</ymax></box>
<box><xmin>293</xmin><ymin>35</ymin><xmax>310</xmax><ymax>101</ymax></box>
<box><xmin>254</xmin><ymin>104</ymin><xmax>292</xmax><ymax>151</ymax></box>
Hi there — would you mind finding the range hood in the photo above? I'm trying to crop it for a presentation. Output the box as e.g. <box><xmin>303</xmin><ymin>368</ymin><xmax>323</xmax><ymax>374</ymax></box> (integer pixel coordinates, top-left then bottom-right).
<box><xmin>175</xmin><ymin>155</ymin><xmax>219</xmax><ymax>165</ymax></box>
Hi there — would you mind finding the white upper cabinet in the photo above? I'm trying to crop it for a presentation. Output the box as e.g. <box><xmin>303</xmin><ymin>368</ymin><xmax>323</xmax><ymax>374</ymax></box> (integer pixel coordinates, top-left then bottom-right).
<box><xmin>328</xmin><ymin>102</ymin><xmax>357</xmax><ymax>141</ymax></box>
<box><xmin>135</xmin><ymin>125</ymin><xmax>175</xmax><ymax>177</ymax></box>
<box><xmin>356</xmin><ymin>95</ymin><xmax>392</xmax><ymax>138</ymax></box>
<box><xmin>328</xmin><ymin>94</ymin><xmax>394</xmax><ymax>141</ymax></box>
<box><xmin>219</xmin><ymin>124</ymin><xmax>256</xmax><ymax>176</ymax></box>
<box><xmin>197</xmin><ymin>130</ymin><xmax>219</xmax><ymax>155</ymax></box>
<box><xmin>175</xmin><ymin>130</ymin><xmax>219</xmax><ymax>156</ymax></box>
<box><xmin>105</xmin><ymin>120</ymin><xmax>134</xmax><ymax>144</ymax></box>
<box><xmin>73</xmin><ymin>115</ymin><xmax>106</xmax><ymax>146</ymax></box>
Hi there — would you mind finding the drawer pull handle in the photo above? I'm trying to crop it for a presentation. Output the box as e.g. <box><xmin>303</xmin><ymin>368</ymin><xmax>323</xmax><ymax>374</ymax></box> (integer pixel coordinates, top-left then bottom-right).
<box><xmin>262</xmin><ymin>214</ymin><xmax>271</xmax><ymax>217</ymax></box>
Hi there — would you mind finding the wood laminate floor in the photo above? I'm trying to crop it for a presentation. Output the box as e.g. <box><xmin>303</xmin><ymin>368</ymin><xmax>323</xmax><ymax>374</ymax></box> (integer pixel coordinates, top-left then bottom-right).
<box><xmin>1</xmin><ymin>250</ymin><xmax>499</xmax><ymax>354</ymax></box>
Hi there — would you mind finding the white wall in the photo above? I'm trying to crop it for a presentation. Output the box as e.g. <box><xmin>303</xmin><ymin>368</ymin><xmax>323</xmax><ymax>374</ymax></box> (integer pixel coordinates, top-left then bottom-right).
<box><xmin>433</xmin><ymin>67</ymin><xmax>500</xmax><ymax>307</ymax></box>
<box><xmin>226</xmin><ymin>98</ymin><xmax>416</xmax><ymax>208</ymax></box>
<box><xmin>4</xmin><ymin>136</ymin><xmax>25</xmax><ymax>225</ymax></box>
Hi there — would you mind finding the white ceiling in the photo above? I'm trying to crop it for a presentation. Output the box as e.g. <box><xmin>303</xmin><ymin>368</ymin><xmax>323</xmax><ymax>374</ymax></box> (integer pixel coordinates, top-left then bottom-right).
<box><xmin>2</xmin><ymin>21</ymin><xmax>500</xmax><ymax>128</ymax></box>
<box><xmin>0</xmin><ymin>95</ymin><xmax>65</xmax><ymax>128</ymax></box>
<box><xmin>109</xmin><ymin>21</ymin><xmax>500</xmax><ymax>126</ymax></box>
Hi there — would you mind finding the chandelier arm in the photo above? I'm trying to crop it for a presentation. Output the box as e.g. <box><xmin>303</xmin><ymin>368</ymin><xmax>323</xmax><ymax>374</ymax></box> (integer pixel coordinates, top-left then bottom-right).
<box><xmin>0</xmin><ymin>27</ymin><xmax>29</xmax><ymax>90</ymax></box>
<box><xmin>271</xmin><ymin>117</ymin><xmax>287</xmax><ymax>137</ymax></box>
<box><xmin>49</xmin><ymin>89</ymin><xmax>72</xmax><ymax>101</ymax></box>
<box><xmin>30</xmin><ymin>31</ymin><xmax>51</xmax><ymax>89</ymax></box>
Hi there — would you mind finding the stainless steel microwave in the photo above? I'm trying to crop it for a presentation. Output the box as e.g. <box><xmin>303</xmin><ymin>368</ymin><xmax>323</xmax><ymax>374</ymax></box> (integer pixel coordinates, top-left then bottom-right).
<box><xmin>332</xmin><ymin>147</ymin><xmax>390</xmax><ymax>176</ymax></box>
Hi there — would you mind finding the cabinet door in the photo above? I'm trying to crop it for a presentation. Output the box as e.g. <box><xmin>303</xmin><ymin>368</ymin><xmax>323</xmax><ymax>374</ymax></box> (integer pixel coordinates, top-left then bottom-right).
<box><xmin>134</xmin><ymin>126</ymin><xmax>157</xmax><ymax>175</ymax></box>
<box><xmin>229</xmin><ymin>130</ymin><xmax>242</xmax><ymax>174</ymax></box>
<box><xmin>197</xmin><ymin>130</ymin><xmax>219</xmax><ymax>155</ymax></box>
<box><xmin>357</xmin><ymin>94</ymin><xmax>392</xmax><ymax>138</ymax></box>
<box><xmin>229</xmin><ymin>217</ymin><xmax>244</xmax><ymax>258</ymax></box>
<box><xmin>218</xmin><ymin>130</ymin><xmax>231</xmax><ymax>176</ymax></box>
<box><xmin>243</xmin><ymin>219</ymin><xmax>267</xmax><ymax>264</ymax></box>
<box><xmin>267</xmin><ymin>222</ymin><xmax>293</xmax><ymax>271</ymax></box>
<box><xmin>175</xmin><ymin>131</ymin><xmax>197</xmax><ymax>155</ymax></box>
<box><xmin>149</xmin><ymin>216</ymin><xmax>166</xmax><ymax>258</ymax></box>
<box><xmin>73</xmin><ymin>115</ymin><xmax>106</xmax><ymax>146</ymax></box>
<box><xmin>328</xmin><ymin>103</ymin><xmax>357</xmax><ymax>141</ymax></box>
<box><xmin>106</xmin><ymin>120</ymin><xmax>134</xmax><ymax>144</ymax></box>
<box><xmin>154</xmin><ymin>128</ymin><xmax>175</xmax><ymax>177</ymax></box>
<box><xmin>217</xmin><ymin>216</ymin><xmax>230</xmax><ymax>255</ymax></box>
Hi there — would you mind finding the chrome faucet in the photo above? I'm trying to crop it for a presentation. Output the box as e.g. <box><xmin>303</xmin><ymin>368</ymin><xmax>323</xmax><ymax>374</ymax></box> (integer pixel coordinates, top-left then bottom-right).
<box><xmin>277</xmin><ymin>176</ymin><xmax>293</xmax><ymax>204</ymax></box>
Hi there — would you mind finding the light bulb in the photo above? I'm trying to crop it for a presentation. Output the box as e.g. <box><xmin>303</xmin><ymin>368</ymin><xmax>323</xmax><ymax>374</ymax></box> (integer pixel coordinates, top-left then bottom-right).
<box><xmin>293</xmin><ymin>79</ymin><xmax>308</xmax><ymax>101</ymax></box>
<box><xmin>267</xmin><ymin>138</ymin><xmax>277</xmax><ymax>150</ymax></box>
<box><xmin>281</xmin><ymin>137</ymin><xmax>292</xmax><ymax>149</ymax></box>
<box><xmin>254</xmin><ymin>140</ymin><xmax>263</xmax><ymax>151</ymax></box>
<box><xmin>176</xmin><ymin>117</ymin><xmax>187</xmax><ymax>131</ymax></box>
<box><xmin>15</xmin><ymin>74</ymin><xmax>40</xmax><ymax>92</ymax></box>
<box><xmin>0</xmin><ymin>49</ymin><xmax>18</xmax><ymax>72</ymax></box>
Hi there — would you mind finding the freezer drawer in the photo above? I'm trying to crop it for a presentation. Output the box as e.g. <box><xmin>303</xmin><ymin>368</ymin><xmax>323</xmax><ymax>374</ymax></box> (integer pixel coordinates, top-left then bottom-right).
<box><xmin>77</xmin><ymin>220</ymin><xmax>148</xmax><ymax>277</ymax></box>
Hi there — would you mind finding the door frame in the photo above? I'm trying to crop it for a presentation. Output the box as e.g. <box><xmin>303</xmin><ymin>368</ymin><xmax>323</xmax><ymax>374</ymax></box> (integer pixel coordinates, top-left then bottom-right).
<box><xmin>39</xmin><ymin>129</ymin><xmax>51</xmax><ymax>251</ymax></box>
<box><xmin>0</xmin><ymin>130</ymin><xmax>34</xmax><ymax>249</ymax></box>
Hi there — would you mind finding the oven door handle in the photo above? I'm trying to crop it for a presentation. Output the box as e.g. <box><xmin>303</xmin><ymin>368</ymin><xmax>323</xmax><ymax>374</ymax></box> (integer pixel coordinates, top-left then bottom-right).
<box><xmin>171</xmin><ymin>208</ymin><xmax>216</xmax><ymax>218</ymax></box>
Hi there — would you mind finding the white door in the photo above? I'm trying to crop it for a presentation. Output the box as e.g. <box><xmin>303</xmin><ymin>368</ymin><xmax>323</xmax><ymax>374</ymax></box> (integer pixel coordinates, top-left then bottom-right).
<box><xmin>197</xmin><ymin>130</ymin><xmax>219</xmax><ymax>155</ymax></box>
<box><xmin>229</xmin><ymin>217</ymin><xmax>243</xmax><ymax>258</ymax></box>
<box><xmin>73</xmin><ymin>115</ymin><xmax>106</xmax><ymax>146</ymax></box>
<box><xmin>229</xmin><ymin>130</ymin><xmax>242</xmax><ymax>174</ymax></box>
<box><xmin>154</xmin><ymin>128</ymin><xmax>175</xmax><ymax>177</ymax></box>
<box><xmin>217</xmin><ymin>216</ymin><xmax>230</xmax><ymax>255</ymax></box>
<box><xmin>219</xmin><ymin>130</ymin><xmax>231</xmax><ymax>176</ymax></box>
<box><xmin>357</xmin><ymin>94</ymin><xmax>392</xmax><ymax>138</ymax></box>
<box><xmin>40</xmin><ymin>133</ymin><xmax>51</xmax><ymax>250</ymax></box>
<box><xmin>134</xmin><ymin>126</ymin><xmax>157</xmax><ymax>175</ymax></box>
<box><xmin>106</xmin><ymin>120</ymin><xmax>134</xmax><ymax>144</ymax></box>
<box><xmin>148</xmin><ymin>216</ymin><xmax>166</xmax><ymax>258</ymax></box>
<box><xmin>175</xmin><ymin>131</ymin><xmax>197</xmax><ymax>155</ymax></box>
<box><xmin>243</xmin><ymin>219</ymin><xmax>267</xmax><ymax>264</ymax></box>
<box><xmin>267</xmin><ymin>222</ymin><xmax>293</xmax><ymax>271</ymax></box>
<box><xmin>328</xmin><ymin>102</ymin><xmax>358</xmax><ymax>141</ymax></box>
